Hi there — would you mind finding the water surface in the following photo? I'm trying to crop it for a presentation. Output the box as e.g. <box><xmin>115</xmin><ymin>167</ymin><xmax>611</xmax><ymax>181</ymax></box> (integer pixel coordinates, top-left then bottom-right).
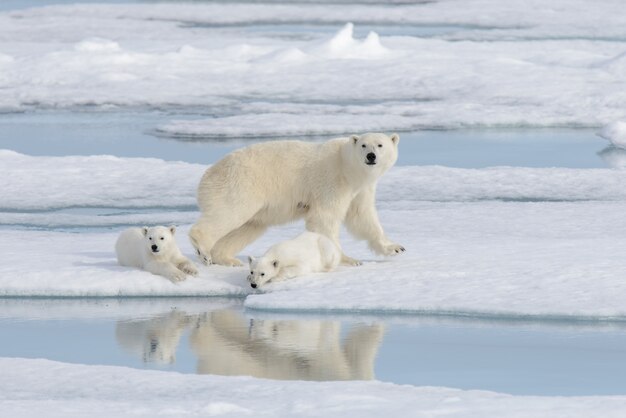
<box><xmin>0</xmin><ymin>110</ymin><xmax>607</xmax><ymax>168</ymax></box>
<box><xmin>2</xmin><ymin>298</ymin><xmax>626</xmax><ymax>396</ymax></box>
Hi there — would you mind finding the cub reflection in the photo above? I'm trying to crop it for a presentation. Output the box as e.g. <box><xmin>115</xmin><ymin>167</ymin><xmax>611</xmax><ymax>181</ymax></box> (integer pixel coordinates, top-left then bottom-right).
<box><xmin>115</xmin><ymin>310</ymin><xmax>190</xmax><ymax>364</ymax></box>
<box><xmin>190</xmin><ymin>310</ymin><xmax>384</xmax><ymax>381</ymax></box>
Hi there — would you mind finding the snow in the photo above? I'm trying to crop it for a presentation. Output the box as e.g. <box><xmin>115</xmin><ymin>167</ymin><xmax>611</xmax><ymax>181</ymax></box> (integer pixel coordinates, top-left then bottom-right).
<box><xmin>599</xmin><ymin>121</ymin><xmax>626</xmax><ymax>149</ymax></box>
<box><xmin>3</xmin><ymin>151</ymin><xmax>626</xmax><ymax>317</ymax></box>
<box><xmin>0</xmin><ymin>150</ymin><xmax>201</xmax><ymax>210</ymax></box>
<box><xmin>0</xmin><ymin>1</ymin><xmax>625</xmax><ymax>132</ymax></box>
<box><xmin>2</xmin><ymin>357</ymin><xmax>626</xmax><ymax>418</ymax></box>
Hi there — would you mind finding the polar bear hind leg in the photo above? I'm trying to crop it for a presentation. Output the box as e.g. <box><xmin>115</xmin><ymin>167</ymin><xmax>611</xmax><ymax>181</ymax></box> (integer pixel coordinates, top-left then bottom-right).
<box><xmin>190</xmin><ymin>204</ymin><xmax>263</xmax><ymax>266</ymax></box>
<box><xmin>211</xmin><ymin>221</ymin><xmax>268</xmax><ymax>267</ymax></box>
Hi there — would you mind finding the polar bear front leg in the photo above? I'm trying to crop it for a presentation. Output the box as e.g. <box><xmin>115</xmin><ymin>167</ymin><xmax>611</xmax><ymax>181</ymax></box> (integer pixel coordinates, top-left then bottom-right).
<box><xmin>145</xmin><ymin>260</ymin><xmax>187</xmax><ymax>282</ymax></box>
<box><xmin>274</xmin><ymin>264</ymin><xmax>307</xmax><ymax>282</ymax></box>
<box><xmin>345</xmin><ymin>188</ymin><xmax>405</xmax><ymax>257</ymax></box>
<box><xmin>175</xmin><ymin>256</ymin><xmax>199</xmax><ymax>277</ymax></box>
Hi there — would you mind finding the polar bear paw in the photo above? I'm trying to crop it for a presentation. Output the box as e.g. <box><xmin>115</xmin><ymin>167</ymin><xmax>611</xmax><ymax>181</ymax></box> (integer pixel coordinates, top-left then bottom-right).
<box><xmin>341</xmin><ymin>254</ymin><xmax>362</xmax><ymax>266</ymax></box>
<box><xmin>212</xmin><ymin>256</ymin><xmax>243</xmax><ymax>267</ymax></box>
<box><xmin>195</xmin><ymin>248</ymin><xmax>212</xmax><ymax>266</ymax></box>
<box><xmin>179</xmin><ymin>261</ymin><xmax>199</xmax><ymax>277</ymax></box>
<box><xmin>168</xmin><ymin>269</ymin><xmax>188</xmax><ymax>283</ymax></box>
<box><xmin>381</xmin><ymin>243</ymin><xmax>406</xmax><ymax>256</ymax></box>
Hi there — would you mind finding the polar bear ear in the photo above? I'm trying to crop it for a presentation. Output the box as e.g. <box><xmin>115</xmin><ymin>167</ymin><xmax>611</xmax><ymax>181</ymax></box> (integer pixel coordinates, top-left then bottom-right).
<box><xmin>390</xmin><ymin>133</ymin><xmax>400</xmax><ymax>145</ymax></box>
<box><xmin>350</xmin><ymin>134</ymin><xmax>360</xmax><ymax>145</ymax></box>
<box><xmin>141</xmin><ymin>227</ymin><xmax>149</xmax><ymax>236</ymax></box>
<box><xmin>169</xmin><ymin>225</ymin><xmax>176</xmax><ymax>235</ymax></box>
<box><xmin>248</xmin><ymin>255</ymin><xmax>255</xmax><ymax>265</ymax></box>
<box><xmin>272</xmin><ymin>260</ymin><xmax>279</xmax><ymax>268</ymax></box>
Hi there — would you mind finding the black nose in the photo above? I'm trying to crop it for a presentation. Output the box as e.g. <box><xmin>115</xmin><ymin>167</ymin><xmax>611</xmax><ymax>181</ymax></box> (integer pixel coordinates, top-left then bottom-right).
<box><xmin>151</xmin><ymin>245</ymin><xmax>158</xmax><ymax>251</ymax></box>
<box><xmin>250</xmin><ymin>283</ymin><xmax>257</xmax><ymax>288</ymax></box>
<box><xmin>367</xmin><ymin>152</ymin><xmax>376</xmax><ymax>162</ymax></box>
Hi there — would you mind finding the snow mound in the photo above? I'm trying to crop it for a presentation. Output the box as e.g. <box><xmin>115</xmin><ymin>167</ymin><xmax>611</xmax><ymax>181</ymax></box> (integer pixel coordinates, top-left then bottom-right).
<box><xmin>598</xmin><ymin>121</ymin><xmax>626</xmax><ymax>149</ymax></box>
<box><xmin>312</xmin><ymin>23</ymin><xmax>390</xmax><ymax>59</ymax></box>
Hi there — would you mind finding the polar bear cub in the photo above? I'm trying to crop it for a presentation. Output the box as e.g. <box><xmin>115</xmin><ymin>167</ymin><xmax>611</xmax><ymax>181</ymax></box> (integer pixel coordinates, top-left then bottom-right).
<box><xmin>116</xmin><ymin>226</ymin><xmax>198</xmax><ymax>282</ymax></box>
<box><xmin>247</xmin><ymin>231</ymin><xmax>341</xmax><ymax>288</ymax></box>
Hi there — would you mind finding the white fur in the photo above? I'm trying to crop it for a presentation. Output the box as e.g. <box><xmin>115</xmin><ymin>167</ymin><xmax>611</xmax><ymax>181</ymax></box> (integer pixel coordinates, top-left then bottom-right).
<box><xmin>247</xmin><ymin>231</ymin><xmax>341</xmax><ymax>288</ymax></box>
<box><xmin>115</xmin><ymin>225</ymin><xmax>198</xmax><ymax>282</ymax></box>
<box><xmin>190</xmin><ymin>132</ymin><xmax>405</xmax><ymax>267</ymax></box>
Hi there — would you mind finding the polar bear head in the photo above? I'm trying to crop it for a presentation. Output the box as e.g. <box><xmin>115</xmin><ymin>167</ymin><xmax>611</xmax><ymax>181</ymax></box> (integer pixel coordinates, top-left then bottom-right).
<box><xmin>247</xmin><ymin>256</ymin><xmax>279</xmax><ymax>288</ymax></box>
<box><xmin>347</xmin><ymin>132</ymin><xmax>399</xmax><ymax>174</ymax></box>
<box><xmin>142</xmin><ymin>225</ymin><xmax>177</xmax><ymax>256</ymax></box>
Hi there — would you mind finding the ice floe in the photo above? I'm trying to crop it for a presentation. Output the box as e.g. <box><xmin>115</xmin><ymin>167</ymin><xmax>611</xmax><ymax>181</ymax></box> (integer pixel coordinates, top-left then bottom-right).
<box><xmin>4</xmin><ymin>151</ymin><xmax>626</xmax><ymax>214</ymax></box>
<box><xmin>2</xmin><ymin>357</ymin><xmax>626</xmax><ymax>418</ymax></box>
<box><xmin>2</xmin><ymin>152</ymin><xmax>626</xmax><ymax>317</ymax></box>
<box><xmin>0</xmin><ymin>2</ymin><xmax>625</xmax><ymax>132</ymax></box>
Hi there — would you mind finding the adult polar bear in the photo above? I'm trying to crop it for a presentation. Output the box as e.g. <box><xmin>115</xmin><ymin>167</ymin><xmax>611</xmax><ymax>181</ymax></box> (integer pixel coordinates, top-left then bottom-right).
<box><xmin>190</xmin><ymin>132</ymin><xmax>405</xmax><ymax>267</ymax></box>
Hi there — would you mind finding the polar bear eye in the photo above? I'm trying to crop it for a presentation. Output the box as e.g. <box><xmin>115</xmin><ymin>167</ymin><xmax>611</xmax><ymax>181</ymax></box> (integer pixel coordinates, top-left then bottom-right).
<box><xmin>361</xmin><ymin>144</ymin><xmax>366</xmax><ymax>148</ymax></box>
<box><xmin>378</xmin><ymin>144</ymin><xmax>383</xmax><ymax>148</ymax></box>
<box><xmin>261</xmin><ymin>273</ymin><xmax>265</xmax><ymax>277</ymax></box>
<box><xmin>160</xmin><ymin>237</ymin><xmax>164</xmax><ymax>240</ymax></box>
<box><xmin>149</xmin><ymin>237</ymin><xmax>152</xmax><ymax>240</ymax></box>
<box><xmin>250</xmin><ymin>271</ymin><xmax>254</xmax><ymax>275</ymax></box>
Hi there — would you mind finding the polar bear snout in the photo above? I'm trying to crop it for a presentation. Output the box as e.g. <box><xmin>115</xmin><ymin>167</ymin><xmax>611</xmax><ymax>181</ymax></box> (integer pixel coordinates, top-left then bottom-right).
<box><xmin>151</xmin><ymin>244</ymin><xmax>159</xmax><ymax>253</ymax></box>
<box><xmin>250</xmin><ymin>283</ymin><xmax>257</xmax><ymax>289</ymax></box>
<box><xmin>366</xmin><ymin>152</ymin><xmax>377</xmax><ymax>165</ymax></box>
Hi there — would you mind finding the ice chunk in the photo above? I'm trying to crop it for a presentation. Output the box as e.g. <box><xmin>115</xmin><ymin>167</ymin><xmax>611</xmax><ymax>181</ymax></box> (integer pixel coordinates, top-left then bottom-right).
<box><xmin>598</xmin><ymin>121</ymin><xmax>626</xmax><ymax>149</ymax></box>
<box><xmin>310</xmin><ymin>23</ymin><xmax>390</xmax><ymax>59</ymax></box>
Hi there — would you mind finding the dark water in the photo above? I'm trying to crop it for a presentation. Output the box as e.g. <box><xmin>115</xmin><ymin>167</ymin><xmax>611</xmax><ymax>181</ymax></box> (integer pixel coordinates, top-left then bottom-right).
<box><xmin>1</xmin><ymin>298</ymin><xmax>626</xmax><ymax>396</ymax></box>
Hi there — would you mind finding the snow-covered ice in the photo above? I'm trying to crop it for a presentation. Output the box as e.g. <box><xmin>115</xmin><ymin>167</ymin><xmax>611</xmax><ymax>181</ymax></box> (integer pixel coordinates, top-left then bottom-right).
<box><xmin>2</xmin><ymin>151</ymin><xmax>626</xmax><ymax>318</ymax></box>
<box><xmin>0</xmin><ymin>228</ymin><xmax>247</xmax><ymax>297</ymax></box>
<box><xmin>2</xmin><ymin>0</ymin><xmax>626</xmax><ymax>412</ymax></box>
<box><xmin>4</xmin><ymin>150</ymin><xmax>626</xmax><ymax>213</ymax></box>
<box><xmin>0</xmin><ymin>1</ymin><xmax>625</xmax><ymax>133</ymax></box>
<box><xmin>0</xmin><ymin>150</ymin><xmax>200</xmax><ymax>210</ymax></box>
<box><xmin>599</xmin><ymin>121</ymin><xmax>626</xmax><ymax>149</ymax></box>
<box><xmin>2</xmin><ymin>357</ymin><xmax>626</xmax><ymax>418</ymax></box>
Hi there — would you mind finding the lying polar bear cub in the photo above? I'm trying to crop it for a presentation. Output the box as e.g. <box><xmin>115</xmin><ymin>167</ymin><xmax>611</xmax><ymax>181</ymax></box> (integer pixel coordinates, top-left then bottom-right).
<box><xmin>116</xmin><ymin>226</ymin><xmax>198</xmax><ymax>282</ymax></box>
<box><xmin>247</xmin><ymin>231</ymin><xmax>341</xmax><ymax>288</ymax></box>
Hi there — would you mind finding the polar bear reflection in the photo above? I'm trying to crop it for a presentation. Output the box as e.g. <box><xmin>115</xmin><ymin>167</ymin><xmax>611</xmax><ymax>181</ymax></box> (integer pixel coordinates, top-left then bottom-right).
<box><xmin>116</xmin><ymin>310</ymin><xmax>189</xmax><ymax>364</ymax></box>
<box><xmin>115</xmin><ymin>309</ymin><xmax>384</xmax><ymax>380</ymax></box>
<box><xmin>190</xmin><ymin>310</ymin><xmax>384</xmax><ymax>381</ymax></box>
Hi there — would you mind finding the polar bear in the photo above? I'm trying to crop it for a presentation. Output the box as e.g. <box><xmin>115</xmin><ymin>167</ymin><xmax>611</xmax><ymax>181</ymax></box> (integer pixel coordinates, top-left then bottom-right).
<box><xmin>115</xmin><ymin>226</ymin><xmax>198</xmax><ymax>282</ymax></box>
<box><xmin>190</xmin><ymin>132</ymin><xmax>404</xmax><ymax>267</ymax></box>
<box><xmin>247</xmin><ymin>231</ymin><xmax>341</xmax><ymax>288</ymax></box>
